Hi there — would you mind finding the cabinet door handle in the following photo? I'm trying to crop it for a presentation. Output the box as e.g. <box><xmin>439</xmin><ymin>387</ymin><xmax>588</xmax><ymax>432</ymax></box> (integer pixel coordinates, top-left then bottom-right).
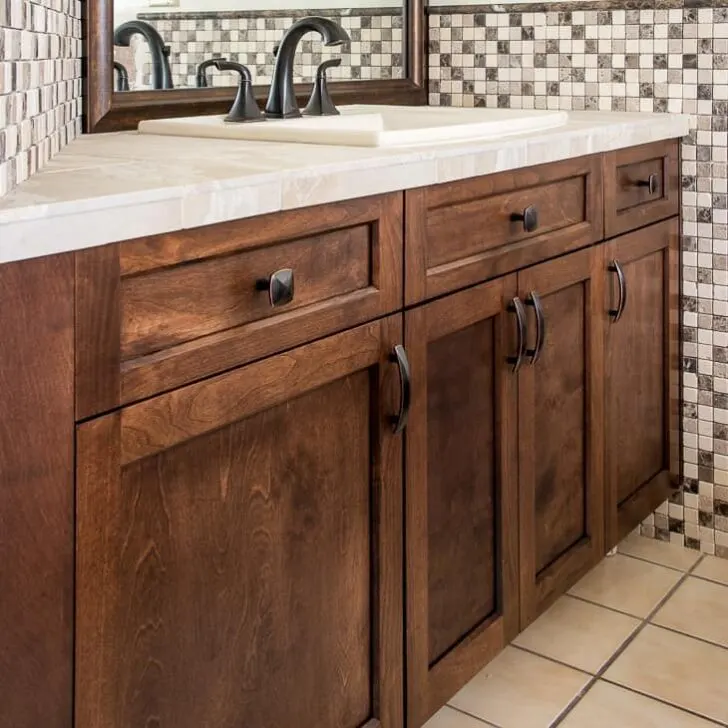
<box><xmin>608</xmin><ymin>259</ymin><xmax>627</xmax><ymax>322</ymax></box>
<box><xmin>389</xmin><ymin>344</ymin><xmax>411</xmax><ymax>434</ymax></box>
<box><xmin>255</xmin><ymin>268</ymin><xmax>294</xmax><ymax>307</ymax></box>
<box><xmin>507</xmin><ymin>296</ymin><xmax>527</xmax><ymax>372</ymax></box>
<box><xmin>525</xmin><ymin>291</ymin><xmax>546</xmax><ymax>365</ymax></box>
<box><xmin>636</xmin><ymin>173</ymin><xmax>658</xmax><ymax>195</ymax></box>
<box><xmin>510</xmin><ymin>205</ymin><xmax>538</xmax><ymax>233</ymax></box>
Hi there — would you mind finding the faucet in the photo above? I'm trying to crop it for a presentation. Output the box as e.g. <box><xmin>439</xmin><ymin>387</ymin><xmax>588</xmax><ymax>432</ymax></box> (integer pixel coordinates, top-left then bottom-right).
<box><xmin>114</xmin><ymin>20</ymin><xmax>173</xmax><ymax>90</ymax></box>
<box><xmin>265</xmin><ymin>16</ymin><xmax>349</xmax><ymax>119</ymax></box>
<box><xmin>196</xmin><ymin>57</ymin><xmax>227</xmax><ymax>88</ymax></box>
<box><xmin>113</xmin><ymin>61</ymin><xmax>130</xmax><ymax>91</ymax></box>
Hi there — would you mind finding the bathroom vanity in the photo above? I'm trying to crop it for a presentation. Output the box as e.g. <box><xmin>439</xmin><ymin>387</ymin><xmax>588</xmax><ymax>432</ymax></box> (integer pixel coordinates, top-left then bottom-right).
<box><xmin>0</xmin><ymin>113</ymin><xmax>685</xmax><ymax>728</ymax></box>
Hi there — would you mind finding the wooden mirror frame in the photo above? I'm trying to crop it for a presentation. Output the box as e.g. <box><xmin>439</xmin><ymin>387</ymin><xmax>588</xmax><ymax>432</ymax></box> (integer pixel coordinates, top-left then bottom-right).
<box><xmin>86</xmin><ymin>0</ymin><xmax>427</xmax><ymax>133</ymax></box>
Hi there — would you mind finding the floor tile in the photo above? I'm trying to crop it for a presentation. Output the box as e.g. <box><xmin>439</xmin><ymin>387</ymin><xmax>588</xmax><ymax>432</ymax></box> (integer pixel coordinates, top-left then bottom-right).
<box><xmin>693</xmin><ymin>555</ymin><xmax>728</xmax><ymax>586</ymax></box>
<box><xmin>560</xmin><ymin>681</ymin><xmax>720</xmax><ymax>728</ymax></box>
<box><xmin>567</xmin><ymin>554</ymin><xmax>682</xmax><ymax>618</ymax></box>
<box><xmin>448</xmin><ymin>646</ymin><xmax>590</xmax><ymax>728</ymax></box>
<box><xmin>618</xmin><ymin>532</ymin><xmax>702</xmax><ymax>571</ymax></box>
<box><xmin>652</xmin><ymin>576</ymin><xmax>728</xmax><ymax>649</ymax></box>
<box><xmin>513</xmin><ymin>595</ymin><xmax>640</xmax><ymax>674</ymax></box>
<box><xmin>424</xmin><ymin>706</ymin><xmax>496</xmax><ymax>728</ymax></box>
<box><xmin>604</xmin><ymin>625</ymin><xmax>728</xmax><ymax>724</ymax></box>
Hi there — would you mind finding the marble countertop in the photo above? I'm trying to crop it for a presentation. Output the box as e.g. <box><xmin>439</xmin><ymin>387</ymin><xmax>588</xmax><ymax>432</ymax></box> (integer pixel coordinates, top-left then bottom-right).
<box><xmin>0</xmin><ymin>110</ymin><xmax>691</xmax><ymax>264</ymax></box>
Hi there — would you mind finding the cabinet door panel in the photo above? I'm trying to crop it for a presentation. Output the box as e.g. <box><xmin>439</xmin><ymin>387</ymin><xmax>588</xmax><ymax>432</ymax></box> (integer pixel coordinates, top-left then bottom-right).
<box><xmin>76</xmin><ymin>318</ymin><xmax>404</xmax><ymax>728</ymax></box>
<box><xmin>405</xmin><ymin>276</ymin><xmax>519</xmax><ymax>727</ymax></box>
<box><xmin>518</xmin><ymin>247</ymin><xmax>605</xmax><ymax>627</ymax></box>
<box><xmin>605</xmin><ymin>218</ymin><xmax>680</xmax><ymax>547</ymax></box>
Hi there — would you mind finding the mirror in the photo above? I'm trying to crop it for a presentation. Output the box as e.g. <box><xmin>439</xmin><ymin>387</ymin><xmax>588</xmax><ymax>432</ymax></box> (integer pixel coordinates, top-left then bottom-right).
<box><xmin>112</xmin><ymin>1</ymin><xmax>404</xmax><ymax>92</ymax></box>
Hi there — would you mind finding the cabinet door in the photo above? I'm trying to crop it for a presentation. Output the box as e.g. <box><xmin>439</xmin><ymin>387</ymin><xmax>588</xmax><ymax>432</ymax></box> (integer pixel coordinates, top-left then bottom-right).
<box><xmin>405</xmin><ymin>276</ymin><xmax>519</xmax><ymax>727</ymax></box>
<box><xmin>604</xmin><ymin>218</ymin><xmax>680</xmax><ymax>548</ymax></box>
<box><xmin>517</xmin><ymin>247</ymin><xmax>605</xmax><ymax>627</ymax></box>
<box><xmin>76</xmin><ymin>318</ymin><xmax>405</xmax><ymax>728</ymax></box>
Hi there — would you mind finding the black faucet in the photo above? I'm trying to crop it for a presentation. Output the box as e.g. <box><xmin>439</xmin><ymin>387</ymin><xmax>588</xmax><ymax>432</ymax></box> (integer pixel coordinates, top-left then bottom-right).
<box><xmin>211</xmin><ymin>60</ymin><xmax>264</xmax><ymax>122</ymax></box>
<box><xmin>114</xmin><ymin>20</ymin><xmax>174</xmax><ymax>90</ymax></box>
<box><xmin>265</xmin><ymin>16</ymin><xmax>349</xmax><ymax>119</ymax></box>
<box><xmin>113</xmin><ymin>61</ymin><xmax>130</xmax><ymax>91</ymax></box>
<box><xmin>196</xmin><ymin>57</ymin><xmax>227</xmax><ymax>88</ymax></box>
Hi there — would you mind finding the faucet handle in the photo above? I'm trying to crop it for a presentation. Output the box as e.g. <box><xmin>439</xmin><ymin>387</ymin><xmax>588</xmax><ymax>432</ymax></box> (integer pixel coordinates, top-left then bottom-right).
<box><xmin>302</xmin><ymin>58</ymin><xmax>341</xmax><ymax>117</ymax></box>
<box><xmin>212</xmin><ymin>60</ymin><xmax>264</xmax><ymax>123</ymax></box>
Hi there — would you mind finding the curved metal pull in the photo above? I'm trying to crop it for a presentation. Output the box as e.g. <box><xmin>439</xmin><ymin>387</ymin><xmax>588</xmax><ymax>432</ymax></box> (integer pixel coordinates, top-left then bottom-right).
<box><xmin>608</xmin><ymin>260</ymin><xmax>627</xmax><ymax>322</ymax></box>
<box><xmin>636</xmin><ymin>173</ymin><xmax>658</xmax><ymax>195</ymax></box>
<box><xmin>511</xmin><ymin>205</ymin><xmax>539</xmax><ymax>233</ymax></box>
<box><xmin>525</xmin><ymin>291</ymin><xmax>546</xmax><ymax>365</ymax></box>
<box><xmin>507</xmin><ymin>297</ymin><xmax>527</xmax><ymax>373</ymax></box>
<box><xmin>389</xmin><ymin>345</ymin><xmax>411</xmax><ymax>434</ymax></box>
<box><xmin>256</xmin><ymin>268</ymin><xmax>294</xmax><ymax>307</ymax></box>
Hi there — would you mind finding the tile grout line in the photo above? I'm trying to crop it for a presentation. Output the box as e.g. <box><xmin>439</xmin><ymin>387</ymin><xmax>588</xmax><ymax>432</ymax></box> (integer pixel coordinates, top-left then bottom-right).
<box><xmin>547</xmin><ymin>553</ymin><xmax>706</xmax><ymax>726</ymax></box>
<box><xmin>615</xmin><ymin>548</ymin><xmax>701</xmax><ymax>573</ymax></box>
<box><xmin>648</xmin><ymin>619</ymin><xmax>728</xmax><ymax>654</ymax></box>
<box><xmin>447</xmin><ymin>704</ymin><xmax>503</xmax><ymax>728</ymax></box>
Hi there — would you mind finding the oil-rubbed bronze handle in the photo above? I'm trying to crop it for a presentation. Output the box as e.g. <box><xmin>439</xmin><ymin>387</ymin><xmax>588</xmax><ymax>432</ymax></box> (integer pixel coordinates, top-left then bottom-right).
<box><xmin>507</xmin><ymin>297</ymin><xmax>527</xmax><ymax>372</ymax></box>
<box><xmin>389</xmin><ymin>345</ymin><xmax>411</xmax><ymax>435</ymax></box>
<box><xmin>636</xmin><ymin>173</ymin><xmax>658</xmax><ymax>195</ymax></box>
<box><xmin>608</xmin><ymin>260</ymin><xmax>627</xmax><ymax>322</ymax></box>
<box><xmin>511</xmin><ymin>205</ymin><xmax>539</xmax><ymax>233</ymax></box>
<box><xmin>256</xmin><ymin>268</ymin><xmax>294</xmax><ymax>307</ymax></box>
<box><xmin>525</xmin><ymin>291</ymin><xmax>546</xmax><ymax>365</ymax></box>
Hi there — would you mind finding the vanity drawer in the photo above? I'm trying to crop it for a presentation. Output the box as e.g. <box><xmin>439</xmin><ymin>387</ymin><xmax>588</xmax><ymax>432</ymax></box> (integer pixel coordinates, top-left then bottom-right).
<box><xmin>405</xmin><ymin>155</ymin><xmax>603</xmax><ymax>303</ymax></box>
<box><xmin>603</xmin><ymin>140</ymin><xmax>679</xmax><ymax>238</ymax></box>
<box><xmin>75</xmin><ymin>193</ymin><xmax>403</xmax><ymax>417</ymax></box>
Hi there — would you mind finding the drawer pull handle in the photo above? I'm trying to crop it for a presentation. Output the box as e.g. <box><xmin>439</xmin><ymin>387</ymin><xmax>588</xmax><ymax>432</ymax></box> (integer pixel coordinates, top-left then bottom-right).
<box><xmin>511</xmin><ymin>205</ymin><xmax>539</xmax><ymax>233</ymax></box>
<box><xmin>507</xmin><ymin>297</ymin><xmax>527</xmax><ymax>373</ymax></box>
<box><xmin>256</xmin><ymin>268</ymin><xmax>294</xmax><ymax>307</ymax></box>
<box><xmin>389</xmin><ymin>344</ymin><xmax>411</xmax><ymax>435</ymax></box>
<box><xmin>525</xmin><ymin>291</ymin><xmax>546</xmax><ymax>365</ymax></box>
<box><xmin>636</xmin><ymin>173</ymin><xmax>658</xmax><ymax>195</ymax></box>
<box><xmin>608</xmin><ymin>259</ymin><xmax>627</xmax><ymax>322</ymax></box>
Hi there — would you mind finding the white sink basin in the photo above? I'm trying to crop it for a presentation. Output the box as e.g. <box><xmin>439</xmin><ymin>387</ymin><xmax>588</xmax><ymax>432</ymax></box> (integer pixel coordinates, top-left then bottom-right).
<box><xmin>138</xmin><ymin>105</ymin><xmax>569</xmax><ymax>148</ymax></box>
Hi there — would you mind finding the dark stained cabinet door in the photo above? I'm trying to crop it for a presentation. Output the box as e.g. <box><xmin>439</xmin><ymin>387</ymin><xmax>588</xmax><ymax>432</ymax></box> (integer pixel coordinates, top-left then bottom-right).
<box><xmin>517</xmin><ymin>246</ymin><xmax>606</xmax><ymax>628</ymax></box>
<box><xmin>75</xmin><ymin>317</ymin><xmax>405</xmax><ymax>728</ymax></box>
<box><xmin>404</xmin><ymin>276</ymin><xmax>519</xmax><ymax>728</ymax></box>
<box><xmin>604</xmin><ymin>218</ymin><xmax>680</xmax><ymax>548</ymax></box>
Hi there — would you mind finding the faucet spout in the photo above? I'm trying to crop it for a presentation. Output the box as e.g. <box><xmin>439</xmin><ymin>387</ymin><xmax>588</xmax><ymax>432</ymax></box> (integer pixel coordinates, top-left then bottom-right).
<box><xmin>265</xmin><ymin>16</ymin><xmax>349</xmax><ymax>119</ymax></box>
<box><xmin>114</xmin><ymin>20</ymin><xmax>174</xmax><ymax>90</ymax></box>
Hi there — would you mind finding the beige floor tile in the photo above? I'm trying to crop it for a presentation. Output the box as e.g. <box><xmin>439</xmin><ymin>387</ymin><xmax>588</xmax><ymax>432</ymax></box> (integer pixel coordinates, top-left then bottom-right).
<box><xmin>449</xmin><ymin>646</ymin><xmax>590</xmax><ymax>728</ymax></box>
<box><xmin>423</xmin><ymin>706</ymin><xmax>496</xmax><ymax>728</ymax></box>
<box><xmin>693</xmin><ymin>555</ymin><xmax>728</xmax><ymax>586</ymax></box>
<box><xmin>618</xmin><ymin>532</ymin><xmax>702</xmax><ymax>571</ymax></box>
<box><xmin>604</xmin><ymin>625</ymin><xmax>728</xmax><ymax>724</ymax></box>
<box><xmin>561</xmin><ymin>681</ymin><xmax>719</xmax><ymax>727</ymax></box>
<box><xmin>652</xmin><ymin>576</ymin><xmax>728</xmax><ymax>649</ymax></box>
<box><xmin>513</xmin><ymin>595</ymin><xmax>640</xmax><ymax>673</ymax></box>
<box><xmin>567</xmin><ymin>554</ymin><xmax>682</xmax><ymax>618</ymax></box>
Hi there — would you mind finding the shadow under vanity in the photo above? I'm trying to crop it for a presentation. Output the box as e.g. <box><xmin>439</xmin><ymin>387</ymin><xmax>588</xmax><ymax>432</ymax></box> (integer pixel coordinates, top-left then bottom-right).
<box><xmin>1</xmin><ymin>135</ymin><xmax>680</xmax><ymax>728</ymax></box>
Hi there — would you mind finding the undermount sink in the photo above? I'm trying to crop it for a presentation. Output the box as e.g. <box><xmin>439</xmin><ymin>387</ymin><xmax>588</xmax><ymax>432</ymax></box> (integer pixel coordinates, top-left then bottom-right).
<box><xmin>137</xmin><ymin>105</ymin><xmax>570</xmax><ymax>148</ymax></box>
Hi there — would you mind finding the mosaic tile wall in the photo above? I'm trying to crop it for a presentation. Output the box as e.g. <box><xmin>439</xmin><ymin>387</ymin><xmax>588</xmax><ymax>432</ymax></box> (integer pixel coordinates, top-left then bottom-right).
<box><xmin>428</xmin><ymin>1</ymin><xmax>728</xmax><ymax>557</ymax></box>
<box><xmin>114</xmin><ymin>9</ymin><xmax>403</xmax><ymax>90</ymax></box>
<box><xmin>0</xmin><ymin>0</ymin><xmax>83</xmax><ymax>198</ymax></box>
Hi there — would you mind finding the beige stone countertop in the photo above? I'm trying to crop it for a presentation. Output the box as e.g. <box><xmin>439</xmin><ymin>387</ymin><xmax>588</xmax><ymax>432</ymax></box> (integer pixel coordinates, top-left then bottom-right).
<box><xmin>0</xmin><ymin>110</ymin><xmax>690</xmax><ymax>264</ymax></box>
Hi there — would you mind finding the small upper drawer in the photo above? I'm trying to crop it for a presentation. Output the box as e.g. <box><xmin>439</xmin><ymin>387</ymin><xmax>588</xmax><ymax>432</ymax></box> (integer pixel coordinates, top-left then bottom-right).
<box><xmin>405</xmin><ymin>155</ymin><xmax>603</xmax><ymax>304</ymax></box>
<box><xmin>75</xmin><ymin>193</ymin><xmax>403</xmax><ymax>418</ymax></box>
<box><xmin>603</xmin><ymin>140</ymin><xmax>680</xmax><ymax>238</ymax></box>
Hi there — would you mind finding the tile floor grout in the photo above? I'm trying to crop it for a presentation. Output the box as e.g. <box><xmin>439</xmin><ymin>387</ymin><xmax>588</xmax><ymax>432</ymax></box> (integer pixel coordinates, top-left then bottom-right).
<box><xmin>435</xmin><ymin>542</ymin><xmax>728</xmax><ymax>728</ymax></box>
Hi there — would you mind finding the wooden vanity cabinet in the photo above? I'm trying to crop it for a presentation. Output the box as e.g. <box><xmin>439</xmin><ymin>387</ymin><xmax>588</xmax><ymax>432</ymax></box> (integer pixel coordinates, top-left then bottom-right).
<box><xmin>75</xmin><ymin>318</ymin><xmax>405</xmax><ymax>728</ymax></box>
<box><xmin>603</xmin><ymin>218</ymin><xmax>680</xmax><ymax>548</ymax></box>
<box><xmin>403</xmin><ymin>276</ymin><xmax>519</xmax><ymax>727</ymax></box>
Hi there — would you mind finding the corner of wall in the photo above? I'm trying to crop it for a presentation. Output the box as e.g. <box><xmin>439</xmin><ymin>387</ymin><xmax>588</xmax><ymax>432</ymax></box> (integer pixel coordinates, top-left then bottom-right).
<box><xmin>0</xmin><ymin>0</ymin><xmax>84</xmax><ymax>198</ymax></box>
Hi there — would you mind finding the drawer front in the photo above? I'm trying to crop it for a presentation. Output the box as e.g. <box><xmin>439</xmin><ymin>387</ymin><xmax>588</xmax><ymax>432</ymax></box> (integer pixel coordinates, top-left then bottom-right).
<box><xmin>604</xmin><ymin>139</ymin><xmax>680</xmax><ymax>238</ymax></box>
<box><xmin>405</xmin><ymin>155</ymin><xmax>603</xmax><ymax>304</ymax></box>
<box><xmin>75</xmin><ymin>193</ymin><xmax>403</xmax><ymax>417</ymax></box>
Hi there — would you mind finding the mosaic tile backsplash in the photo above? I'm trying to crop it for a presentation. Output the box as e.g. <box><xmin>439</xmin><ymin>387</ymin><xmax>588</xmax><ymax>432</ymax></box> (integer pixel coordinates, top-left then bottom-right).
<box><xmin>0</xmin><ymin>0</ymin><xmax>83</xmax><ymax>198</ymax></box>
<box><xmin>429</xmin><ymin>1</ymin><xmax>728</xmax><ymax>557</ymax></box>
<box><xmin>114</xmin><ymin>9</ymin><xmax>403</xmax><ymax>91</ymax></box>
